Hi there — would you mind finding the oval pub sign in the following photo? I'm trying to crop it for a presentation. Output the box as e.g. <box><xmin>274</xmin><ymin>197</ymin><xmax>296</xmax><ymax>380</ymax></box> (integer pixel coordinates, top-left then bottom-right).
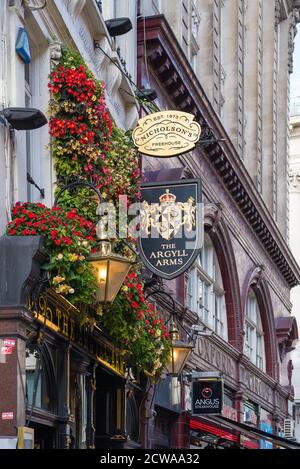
<box><xmin>132</xmin><ymin>110</ymin><xmax>201</xmax><ymax>157</ymax></box>
<box><xmin>138</xmin><ymin>179</ymin><xmax>203</xmax><ymax>280</ymax></box>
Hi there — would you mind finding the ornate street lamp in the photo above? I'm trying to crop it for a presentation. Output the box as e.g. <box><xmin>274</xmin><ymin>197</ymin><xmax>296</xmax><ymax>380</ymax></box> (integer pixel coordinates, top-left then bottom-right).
<box><xmin>165</xmin><ymin>314</ymin><xmax>194</xmax><ymax>376</ymax></box>
<box><xmin>87</xmin><ymin>221</ymin><xmax>133</xmax><ymax>304</ymax></box>
<box><xmin>54</xmin><ymin>180</ymin><xmax>134</xmax><ymax>304</ymax></box>
<box><xmin>145</xmin><ymin>288</ymin><xmax>195</xmax><ymax>377</ymax></box>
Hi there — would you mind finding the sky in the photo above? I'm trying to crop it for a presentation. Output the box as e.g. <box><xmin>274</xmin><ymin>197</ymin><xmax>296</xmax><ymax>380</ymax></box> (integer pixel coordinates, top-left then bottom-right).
<box><xmin>291</xmin><ymin>29</ymin><xmax>300</xmax><ymax>99</ymax></box>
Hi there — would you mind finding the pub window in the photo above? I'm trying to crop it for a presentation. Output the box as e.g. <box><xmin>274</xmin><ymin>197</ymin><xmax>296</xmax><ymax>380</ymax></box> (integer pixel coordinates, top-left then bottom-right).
<box><xmin>243</xmin><ymin>289</ymin><xmax>265</xmax><ymax>371</ymax></box>
<box><xmin>23</xmin><ymin>33</ymin><xmax>43</xmax><ymax>203</ymax></box>
<box><xmin>25</xmin><ymin>345</ymin><xmax>54</xmax><ymax>412</ymax></box>
<box><xmin>243</xmin><ymin>400</ymin><xmax>259</xmax><ymax>427</ymax></box>
<box><xmin>186</xmin><ymin>234</ymin><xmax>227</xmax><ymax>340</ymax></box>
<box><xmin>25</xmin><ymin>60</ymin><xmax>33</xmax><ymax>201</ymax></box>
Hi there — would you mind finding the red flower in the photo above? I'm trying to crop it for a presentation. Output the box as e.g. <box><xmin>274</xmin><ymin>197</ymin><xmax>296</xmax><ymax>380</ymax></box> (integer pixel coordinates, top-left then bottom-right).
<box><xmin>9</xmin><ymin>229</ymin><xmax>16</xmax><ymax>235</ymax></box>
<box><xmin>132</xmin><ymin>301</ymin><xmax>139</xmax><ymax>310</ymax></box>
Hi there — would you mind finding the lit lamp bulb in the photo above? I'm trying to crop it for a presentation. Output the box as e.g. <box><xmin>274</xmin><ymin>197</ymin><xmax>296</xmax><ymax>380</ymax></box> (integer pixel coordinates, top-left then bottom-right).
<box><xmin>172</xmin><ymin>349</ymin><xmax>178</xmax><ymax>361</ymax></box>
<box><xmin>98</xmin><ymin>267</ymin><xmax>107</xmax><ymax>284</ymax></box>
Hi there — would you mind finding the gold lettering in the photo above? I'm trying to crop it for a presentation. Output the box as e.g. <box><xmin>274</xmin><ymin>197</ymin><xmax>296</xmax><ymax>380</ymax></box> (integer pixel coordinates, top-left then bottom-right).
<box><xmin>46</xmin><ymin>306</ymin><xmax>53</xmax><ymax>323</ymax></box>
<box><xmin>56</xmin><ymin>308</ymin><xmax>62</xmax><ymax>330</ymax></box>
<box><xmin>70</xmin><ymin>319</ymin><xmax>75</xmax><ymax>341</ymax></box>
<box><xmin>62</xmin><ymin>313</ymin><xmax>69</xmax><ymax>337</ymax></box>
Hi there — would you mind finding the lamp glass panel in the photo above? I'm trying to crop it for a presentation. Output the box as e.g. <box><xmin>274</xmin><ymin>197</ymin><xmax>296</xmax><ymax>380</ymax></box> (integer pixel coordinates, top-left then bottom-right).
<box><xmin>106</xmin><ymin>258</ymin><xmax>132</xmax><ymax>303</ymax></box>
<box><xmin>92</xmin><ymin>259</ymin><xmax>109</xmax><ymax>303</ymax></box>
<box><xmin>165</xmin><ymin>345</ymin><xmax>192</xmax><ymax>375</ymax></box>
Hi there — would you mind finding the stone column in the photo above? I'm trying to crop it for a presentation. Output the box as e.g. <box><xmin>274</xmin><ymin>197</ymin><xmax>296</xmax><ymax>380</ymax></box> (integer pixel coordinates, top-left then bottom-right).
<box><xmin>0</xmin><ymin>236</ymin><xmax>47</xmax><ymax>445</ymax></box>
<box><xmin>86</xmin><ymin>362</ymin><xmax>97</xmax><ymax>449</ymax></box>
<box><xmin>0</xmin><ymin>308</ymin><xmax>33</xmax><ymax>442</ymax></box>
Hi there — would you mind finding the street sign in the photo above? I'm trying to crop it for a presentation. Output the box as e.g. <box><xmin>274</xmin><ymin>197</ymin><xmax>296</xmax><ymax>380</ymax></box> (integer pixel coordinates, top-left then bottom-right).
<box><xmin>1</xmin><ymin>412</ymin><xmax>14</xmax><ymax>420</ymax></box>
<box><xmin>191</xmin><ymin>378</ymin><xmax>224</xmax><ymax>416</ymax></box>
<box><xmin>133</xmin><ymin>110</ymin><xmax>201</xmax><ymax>157</ymax></box>
<box><xmin>138</xmin><ymin>179</ymin><xmax>203</xmax><ymax>280</ymax></box>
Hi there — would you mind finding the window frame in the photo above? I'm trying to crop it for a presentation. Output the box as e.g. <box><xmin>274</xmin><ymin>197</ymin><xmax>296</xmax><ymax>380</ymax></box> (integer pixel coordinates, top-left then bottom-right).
<box><xmin>186</xmin><ymin>234</ymin><xmax>227</xmax><ymax>340</ymax></box>
<box><xmin>23</xmin><ymin>36</ymin><xmax>41</xmax><ymax>203</ymax></box>
<box><xmin>244</xmin><ymin>289</ymin><xmax>266</xmax><ymax>371</ymax></box>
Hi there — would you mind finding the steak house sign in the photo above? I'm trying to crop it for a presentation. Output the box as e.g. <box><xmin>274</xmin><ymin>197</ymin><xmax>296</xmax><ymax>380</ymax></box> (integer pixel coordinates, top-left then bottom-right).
<box><xmin>192</xmin><ymin>378</ymin><xmax>224</xmax><ymax>416</ymax></box>
<box><xmin>139</xmin><ymin>179</ymin><xmax>203</xmax><ymax>279</ymax></box>
<box><xmin>132</xmin><ymin>111</ymin><xmax>201</xmax><ymax>157</ymax></box>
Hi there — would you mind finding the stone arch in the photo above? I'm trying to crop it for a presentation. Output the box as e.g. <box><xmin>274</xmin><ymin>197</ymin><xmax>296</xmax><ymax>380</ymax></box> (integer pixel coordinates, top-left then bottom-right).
<box><xmin>241</xmin><ymin>266</ymin><xmax>278</xmax><ymax>379</ymax></box>
<box><xmin>204</xmin><ymin>204</ymin><xmax>243</xmax><ymax>351</ymax></box>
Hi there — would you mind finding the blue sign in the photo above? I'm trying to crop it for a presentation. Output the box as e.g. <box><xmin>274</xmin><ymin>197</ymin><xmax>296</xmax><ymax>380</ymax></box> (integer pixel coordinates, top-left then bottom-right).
<box><xmin>16</xmin><ymin>28</ymin><xmax>31</xmax><ymax>64</ymax></box>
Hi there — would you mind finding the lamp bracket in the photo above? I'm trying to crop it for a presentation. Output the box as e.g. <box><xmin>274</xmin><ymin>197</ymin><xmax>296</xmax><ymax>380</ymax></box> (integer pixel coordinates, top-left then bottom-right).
<box><xmin>191</xmin><ymin>371</ymin><xmax>223</xmax><ymax>380</ymax></box>
<box><xmin>0</xmin><ymin>115</ymin><xmax>7</xmax><ymax>127</ymax></box>
<box><xmin>27</xmin><ymin>172</ymin><xmax>45</xmax><ymax>199</ymax></box>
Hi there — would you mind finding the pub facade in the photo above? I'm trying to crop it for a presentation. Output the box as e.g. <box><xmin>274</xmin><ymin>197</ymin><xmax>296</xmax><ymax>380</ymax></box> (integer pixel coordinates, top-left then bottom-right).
<box><xmin>0</xmin><ymin>1</ymin><xmax>299</xmax><ymax>451</ymax></box>
<box><xmin>137</xmin><ymin>14</ymin><xmax>300</xmax><ymax>449</ymax></box>
<box><xmin>0</xmin><ymin>0</ymin><xmax>145</xmax><ymax>450</ymax></box>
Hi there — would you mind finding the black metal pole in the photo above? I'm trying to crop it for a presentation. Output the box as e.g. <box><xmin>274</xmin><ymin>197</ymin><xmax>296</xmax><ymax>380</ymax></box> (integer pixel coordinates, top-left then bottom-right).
<box><xmin>53</xmin><ymin>180</ymin><xmax>102</xmax><ymax>207</ymax></box>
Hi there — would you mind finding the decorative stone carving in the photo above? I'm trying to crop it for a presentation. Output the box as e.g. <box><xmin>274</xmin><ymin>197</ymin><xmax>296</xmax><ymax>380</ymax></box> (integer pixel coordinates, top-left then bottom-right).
<box><xmin>255</xmin><ymin>265</ymin><xmax>265</xmax><ymax>289</ymax></box>
<box><xmin>50</xmin><ymin>40</ymin><xmax>62</xmax><ymax>67</ymax></box>
<box><xmin>275</xmin><ymin>0</ymin><xmax>281</xmax><ymax>27</ymax></box>
<box><xmin>287</xmin><ymin>359</ymin><xmax>294</xmax><ymax>386</ymax></box>
<box><xmin>204</xmin><ymin>203</ymin><xmax>223</xmax><ymax>233</ymax></box>
<box><xmin>289</xmin><ymin>171</ymin><xmax>300</xmax><ymax>188</ymax></box>
<box><xmin>288</xmin><ymin>8</ymin><xmax>300</xmax><ymax>73</ymax></box>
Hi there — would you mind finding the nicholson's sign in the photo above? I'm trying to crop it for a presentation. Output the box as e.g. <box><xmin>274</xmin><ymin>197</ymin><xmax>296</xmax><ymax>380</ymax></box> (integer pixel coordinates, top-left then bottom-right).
<box><xmin>138</xmin><ymin>179</ymin><xmax>202</xmax><ymax>280</ymax></box>
<box><xmin>132</xmin><ymin>111</ymin><xmax>201</xmax><ymax>157</ymax></box>
<box><xmin>192</xmin><ymin>378</ymin><xmax>224</xmax><ymax>415</ymax></box>
<box><xmin>191</xmin><ymin>378</ymin><xmax>224</xmax><ymax>416</ymax></box>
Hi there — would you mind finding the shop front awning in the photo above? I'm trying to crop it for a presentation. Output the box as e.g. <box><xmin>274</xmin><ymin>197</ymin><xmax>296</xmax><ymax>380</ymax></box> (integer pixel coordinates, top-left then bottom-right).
<box><xmin>190</xmin><ymin>415</ymin><xmax>300</xmax><ymax>449</ymax></box>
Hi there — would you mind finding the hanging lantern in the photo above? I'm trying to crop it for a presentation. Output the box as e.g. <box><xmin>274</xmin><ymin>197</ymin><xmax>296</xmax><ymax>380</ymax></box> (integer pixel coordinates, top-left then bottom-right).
<box><xmin>88</xmin><ymin>238</ymin><xmax>132</xmax><ymax>304</ymax></box>
<box><xmin>165</xmin><ymin>318</ymin><xmax>193</xmax><ymax>376</ymax></box>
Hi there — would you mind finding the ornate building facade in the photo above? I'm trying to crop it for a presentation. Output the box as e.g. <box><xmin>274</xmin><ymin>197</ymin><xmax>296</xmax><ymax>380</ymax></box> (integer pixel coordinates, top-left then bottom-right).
<box><xmin>141</xmin><ymin>0</ymin><xmax>300</xmax><ymax>238</ymax></box>
<box><xmin>1</xmin><ymin>0</ymin><xmax>300</xmax><ymax>450</ymax></box>
<box><xmin>289</xmin><ymin>96</ymin><xmax>300</xmax><ymax>441</ymax></box>
<box><xmin>0</xmin><ymin>0</ymin><xmax>143</xmax><ymax>450</ymax></box>
<box><xmin>137</xmin><ymin>1</ymin><xmax>300</xmax><ymax>448</ymax></box>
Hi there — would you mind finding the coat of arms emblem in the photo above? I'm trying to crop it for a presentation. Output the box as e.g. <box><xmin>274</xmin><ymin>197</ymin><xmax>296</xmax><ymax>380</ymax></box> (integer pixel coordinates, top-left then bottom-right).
<box><xmin>141</xmin><ymin>189</ymin><xmax>196</xmax><ymax>240</ymax></box>
<box><xmin>138</xmin><ymin>179</ymin><xmax>202</xmax><ymax>280</ymax></box>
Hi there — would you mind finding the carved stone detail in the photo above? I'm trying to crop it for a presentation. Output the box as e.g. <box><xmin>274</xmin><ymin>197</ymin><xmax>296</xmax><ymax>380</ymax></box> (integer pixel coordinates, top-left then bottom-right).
<box><xmin>49</xmin><ymin>40</ymin><xmax>62</xmax><ymax>67</ymax></box>
<box><xmin>288</xmin><ymin>8</ymin><xmax>300</xmax><ymax>73</ymax></box>
<box><xmin>289</xmin><ymin>171</ymin><xmax>300</xmax><ymax>188</ymax></box>
<box><xmin>275</xmin><ymin>0</ymin><xmax>281</xmax><ymax>27</ymax></box>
